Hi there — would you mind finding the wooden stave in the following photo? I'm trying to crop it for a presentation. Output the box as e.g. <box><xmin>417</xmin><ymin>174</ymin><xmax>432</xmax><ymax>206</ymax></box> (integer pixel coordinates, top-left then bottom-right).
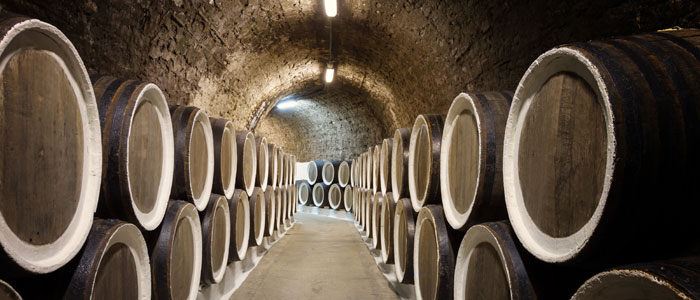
<box><xmin>255</xmin><ymin>137</ymin><xmax>269</xmax><ymax>191</ymax></box>
<box><xmin>199</xmin><ymin>194</ymin><xmax>230</xmax><ymax>285</ymax></box>
<box><xmin>235</xmin><ymin>131</ymin><xmax>257</xmax><ymax>196</ymax></box>
<box><xmin>413</xmin><ymin>205</ymin><xmax>455</xmax><ymax>300</ymax></box>
<box><xmin>248</xmin><ymin>187</ymin><xmax>266</xmax><ymax>247</ymax></box>
<box><xmin>380</xmin><ymin>138</ymin><xmax>394</xmax><ymax>195</ymax></box>
<box><xmin>394</xmin><ymin>197</ymin><xmax>417</xmax><ymax>284</ymax></box>
<box><xmin>371</xmin><ymin>193</ymin><xmax>384</xmax><ymax>249</ymax></box>
<box><xmin>409</xmin><ymin>115</ymin><xmax>446</xmax><ymax>213</ymax></box>
<box><xmin>391</xmin><ymin>128</ymin><xmax>412</xmax><ymax>203</ymax></box>
<box><xmin>380</xmin><ymin>192</ymin><xmax>396</xmax><ymax>264</ymax></box>
<box><xmin>210</xmin><ymin>118</ymin><xmax>237</xmax><ymax>200</ymax></box>
<box><xmin>227</xmin><ymin>190</ymin><xmax>250</xmax><ymax>262</ymax></box>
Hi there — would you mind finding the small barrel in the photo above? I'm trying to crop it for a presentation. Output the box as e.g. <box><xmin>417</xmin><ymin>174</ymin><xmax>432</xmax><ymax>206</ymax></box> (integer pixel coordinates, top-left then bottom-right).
<box><xmin>91</xmin><ymin>76</ymin><xmax>174</xmax><ymax>231</ymax></box>
<box><xmin>227</xmin><ymin>190</ymin><xmax>250</xmax><ymax>262</ymax></box>
<box><xmin>235</xmin><ymin>130</ymin><xmax>257</xmax><ymax>196</ymax></box>
<box><xmin>170</xmin><ymin>105</ymin><xmax>215</xmax><ymax>211</ymax></box>
<box><xmin>297</xmin><ymin>181</ymin><xmax>312</xmax><ymax>206</ymax></box>
<box><xmin>268</xmin><ymin>143</ymin><xmax>278</xmax><ymax>189</ymax></box>
<box><xmin>0</xmin><ymin>280</ymin><xmax>21</xmax><ymax>300</ymax></box>
<box><xmin>394</xmin><ymin>197</ymin><xmax>417</xmax><ymax>284</ymax></box>
<box><xmin>199</xmin><ymin>194</ymin><xmax>230</xmax><ymax>285</ymax></box>
<box><xmin>414</xmin><ymin>205</ymin><xmax>455</xmax><ymax>300</ymax></box>
<box><xmin>255</xmin><ymin>137</ymin><xmax>269</xmax><ymax>191</ymax></box>
<box><xmin>0</xmin><ymin>14</ymin><xmax>102</xmax><ymax>274</ymax></box>
<box><xmin>312</xmin><ymin>183</ymin><xmax>331</xmax><ymax>207</ymax></box>
<box><xmin>248</xmin><ymin>187</ymin><xmax>266</xmax><ymax>247</ymax></box>
<box><xmin>441</xmin><ymin>92</ymin><xmax>511</xmax><ymax>231</ymax></box>
<box><xmin>343</xmin><ymin>186</ymin><xmax>353</xmax><ymax>212</ymax></box>
<box><xmin>371</xmin><ymin>193</ymin><xmax>384</xmax><ymax>249</ymax></box>
<box><xmin>380</xmin><ymin>138</ymin><xmax>393</xmax><ymax>195</ymax></box>
<box><xmin>210</xmin><ymin>118</ymin><xmax>237</xmax><ymax>200</ymax></box>
<box><xmin>264</xmin><ymin>188</ymin><xmax>276</xmax><ymax>236</ymax></box>
<box><xmin>409</xmin><ymin>114</ymin><xmax>445</xmax><ymax>213</ymax></box>
<box><xmin>151</xmin><ymin>201</ymin><xmax>202</xmax><ymax>300</ymax></box>
<box><xmin>328</xmin><ymin>184</ymin><xmax>343</xmax><ymax>210</ymax></box>
<box><xmin>380</xmin><ymin>192</ymin><xmax>396</xmax><ymax>264</ymax></box>
<box><xmin>338</xmin><ymin>160</ymin><xmax>351</xmax><ymax>187</ymax></box>
<box><xmin>391</xmin><ymin>128</ymin><xmax>412</xmax><ymax>203</ymax></box>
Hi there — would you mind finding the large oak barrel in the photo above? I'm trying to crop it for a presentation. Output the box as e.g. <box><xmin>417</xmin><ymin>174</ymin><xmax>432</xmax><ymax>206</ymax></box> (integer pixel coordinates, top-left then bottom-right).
<box><xmin>255</xmin><ymin>137</ymin><xmax>269</xmax><ymax>191</ymax></box>
<box><xmin>210</xmin><ymin>118</ymin><xmax>237</xmax><ymax>200</ymax></box>
<box><xmin>170</xmin><ymin>106</ymin><xmax>214</xmax><ymax>211</ymax></box>
<box><xmin>268</xmin><ymin>143</ymin><xmax>278</xmax><ymax>189</ymax></box>
<box><xmin>371</xmin><ymin>193</ymin><xmax>384</xmax><ymax>249</ymax></box>
<box><xmin>440</xmin><ymin>92</ymin><xmax>511</xmax><ymax>231</ymax></box>
<box><xmin>235</xmin><ymin>130</ymin><xmax>257</xmax><ymax>196</ymax></box>
<box><xmin>414</xmin><ymin>205</ymin><xmax>455</xmax><ymax>300</ymax></box>
<box><xmin>328</xmin><ymin>184</ymin><xmax>343</xmax><ymax>210</ymax></box>
<box><xmin>322</xmin><ymin>160</ymin><xmax>342</xmax><ymax>185</ymax></box>
<box><xmin>297</xmin><ymin>181</ymin><xmax>312</xmax><ymax>206</ymax></box>
<box><xmin>391</xmin><ymin>128</ymin><xmax>412</xmax><ymax>203</ymax></box>
<box><xmin>199</xmin><ymin>194</ymin><xmax>230</xmax><ymax>285</ymax></box>
<box><xmin>380</xmin><ymin>192</ymin><xmax>396</xmax><ymax>264</ymax></box>
<box><xmin>409</xmin><ymin>114</ymin><xmax>445</xmax><ymax>213</ymax></box>
<box><xmin>0</xmin><ymin>14</ymin><xmax>102</xmax><ymax>274</ymax></box>
<box><xmin>394</xmin><ymin>197</ymin><xmax>417</xmax><ymax>284</ymax></box>
<box><xmin>248</xmin><ymin>187</ymin><xmax>266</xmax><ymax>247</ymax></box>
<box><xmin>573</xmin><ymin>258</ymin><xmax>700</xmax><ymax>299</ymax></box>
<box><xmin>151</xmin><ymin>201</ymin><xmax>202</xmax><ymax>300</ymax></box>
<box><xmin>228</xmin><ymin>190</ymin><xmax>250</xmax><ymax>262</ymax></box>
<box><xmin>343</xmin><ymin>186</ymin><xmax>353</xmax><ymax>212</ymax></box>
<box><xmin>372</xmin><ymin>145</ymin><xmax>381</xmax><ymax>193</ymax></box>
<box><xmin>380</xmin><ymin>138</ymin><xmax>393</xmax><ymax>195</ymax></box>
<box><xmin>264</xmin><ymin>188</ymin><xmax>276</xmax><ymax>236</ymax></box>
<box><xmin>338</xmin><ymin>161</ymin><xmax>351</xmax><ymax>187</ymax></box>
<box><xmin>91</xmin><ymin>76</ymin><xmax>174</xmax><ymax>231</ymax></box>
<box><xmin>0</xmin><ymin>280</ymin><xmax>21</xmax><ymax>299</ymax></box>
<box><xmin>312</xmin><ymin>183</ymin><xmax>331</xmax><ymax>207</ymax></box>
<box><xmin>503</xmin><ymin>30</ymin><xmax>700</xmax><ymax>265</ymax></box>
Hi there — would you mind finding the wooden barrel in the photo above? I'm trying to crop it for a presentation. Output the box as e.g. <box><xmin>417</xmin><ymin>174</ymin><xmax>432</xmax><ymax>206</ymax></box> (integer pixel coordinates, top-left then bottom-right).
<box><xmin>359</xmin><ymin>154</ymin><xmax>366</xmax><ymax>188</ymax></box>
<box><xmin>350</xmin><ymin>159</ymin><xmax>357</xmax><ymax>187</ymax></box>
<box><xmin>380</xmin><ymin>138</ymin><xmax>394</xmax><ymax>195</ymax></box>
<box><xmin>151</xmin><ymin>201</ymin><xmax>202</xmax><ymax>300</ymax></box>
<box><xmin>364</xmin><ymin>190</ymin><xmax>374</xmax><ymax>234</ymax></box>
<box><xmin>394</xmin><ymin>197</ymin><xmax>417</xmax><ymax>284</ymax></box>
<box><xmin>321</xmin><ymin>160</ymin><xmax>340</xmax><ymax>185</ymax></box>
<box><xmin>414</xmin><ymin>205</ymin><xmax>455</xmax><ymax>300</ymax></box>
<box><xmin>91</xmin><ymin>76</ymin><xmax>174</xmax><ymax>231</ymax></box>
<box><xmin>170</xmin><ymin>105</ymin><xmax>215</xmax><ymax>211</ymax></box>
<box><xmin>371</xmin><ymin>193</ymin><xmax>384</xmax><ymax>249</ymax></box>
<box><xmin>328</xmin><ymin>184</ymin><xmax>343</xmax><ymax>210</ymax></box>
<box><xmin>287</xmin><ymin>185</ymin><xmax>295</xmax><ymax>219</ymax></box>
<box><xmin>409</xmin><ymin>115</ymin><xmax>445</xmax><ymax>213</ymax></box>
<box><xmin>290</xmin><ymin>155</ymin><xmax>297</xmax><ymax>186</ymax></box>
<box><xmin>372</xmin><ymin>145</ymin><xmax>381</xmax><ymax>193</ymax></box>
<box><xmin>0</xmin><ymin>280</ymin><xmax>21</xmax><ymax>300</ymax></box>
<box><xmin>297</xmin><ymin>181</ymin><xmax>312</xmax><ymax>206</ymax></box>
<box><xmin>210</xmin><ymin>118</ymin><xmax>237</xmax><ymax>200</ymax></box>
<box><xmin>199</xmin><ymin>194</ymin><xmax>230</xmax><ymax>285</ymax></box>
<box><xmin>235</xmin><ymin>130</ymin><xmax>257</xmax><ymax>196</ymax></box>
<box><xmin>338</xmin><ymin>160</ymin><xmax>351</xmax><ymax>187</ymax></box>
<box><xmin>275</xmin><ymin>146</ymin><xmax>283</xmax><ymax>187</ymax></box>
<box><xmin>248</xmin><ymin>187</ymin><xmax>266</xmax><ymax>247</ymax></box>
<box><xmin>391</xmin><ymin>128</ymin><xmax>412</xmax><ymax>203</ymax></box>
<box><xmin>357</xmin><ymin>189</ymin><xmax>365</xmax><ymax>229</ymax></box>
<box><xmin>279</xmin><ymin>153</ymin><xmax>287</xmax><ymax>186</ymax></box>
<box><xmin>228</xmin><ymin>190</ymin><xmax>250</xmax><ymax>262</ymax></box>
<box><xmin>268</xmin><ymin>143</ymin><xmax>278</xmax><ymax>189</ymax></box>
<box><xmin>380</xmin><ymin>192</ymin><xmax>396</xmax><ymax>264</ymax></box>
<box><xmin>573</xmin><ymin>258</ymin><xmax>700</xmax><ymax>299</ymax></box>
<box><xmin>312</xmin><ymin>183</ymin><xmax>330</xmax><ymax>207</ymax></box>
<box><xmin>0</xmin><ymin>14</ymin><xmax>102</xmax><ymax>274</ymax></box>
<box><xmin>255</xmin><ymin>137</ymin><xmax>269</xmax><ymax>191</ymax></box>
<box><xmin>503</xmin><ymin>30</ymin><xmax>700</xmax><ymax>265</ymax></box>
<box><xmin>440</xmin><ymin>92</ymin><xmax>512</xmax><ymax>231</ymax></box>
<box><xmin>366</xmin><ymin>147</ymin><xmax>374</xmax><ymax>191</ymax></box>
<box><xmin>343</xmin><ymin>186</ymin><xmax>353</xmax><ymax>212</ymax></box>
<box><xmin>264</xmin><ymin>188</ymin><xmax>276</xmax><ymax>236</ymax></box>
<box><xmin>275</xmin><ymin>187</ymin><xmax>284</xmax><ymax>230</ymax></box>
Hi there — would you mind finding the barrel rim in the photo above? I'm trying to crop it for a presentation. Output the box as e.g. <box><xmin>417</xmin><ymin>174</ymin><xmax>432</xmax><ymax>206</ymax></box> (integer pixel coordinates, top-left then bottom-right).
<box><xmin>241</xmin><ymin>131</ymin><xmax>257</xmax><ymax>196</ymax></box>
<box><xmin>207</xmin><ymin>195</ymin><xmax>231</xmax><ymax>283</ymax></box>
<box><xmin>256</xmin><ymin>136</ymin><xmax>269</xmax><ymax>191</ymax></box>
<box><xmin>220</xmin><ymin>121</ymin><xmax>237</xmax><ymax>199</ymax></box>
<box><xmin>408</xmin><ymin>115</ymin><xmax>432</xmax><ymax>211</ymax></box>
<box><xmin>572</xmin><ymin>268</ymin><xmax>692</xmax><ymax>299</ymax></box>
<box><xmin>189</xmin><ymin>109</ymin><xmax>215</xmax><ymax>211</ymax></box>
<box><xmin>328</xmin><ymin>184</ymin><xmax>342</xmax><ymax>209</ymax></box>
<box><xmin>371</xmin><ymin>192</ymin><xmax>383</xmax><ymax>249</ymax></box>
<box><xmin>322</xmin><ymin>160</ymin><xmax>335</xmax><ymax>185</ymax></box>
<box><xmin>343</xmin><ymin>186</ymin><xmax>353</xmax><ymax>212</ymax></box>
<box><xmin>170</xmin><ymin>202</ymin><xmax>203</xmax><ymax>300</ymax></box>
<box><xmin>338</xmin><ymin>160</ymin><xmax>350</xmax><ymax>187</ymax></box>
<box><xmin>250</xmin><ymin>187</ymin><xmax>266</xmax><ymax>246</ymax></box>
<box><xmin>393</xmin><ymin>197</ymin><xmax>415</xmax><ymax>284</ymax></box>
<box><xmin>95</xmin><ymin>221</ymin><xmax>151</xmax><ymax>299</ymax></box>
<box><xmin>380</xmin><ymin>138</ymin><xmax>393</xmax><ymax>195</ymax></box>
<box><xmin>380</xmin><ymin>192</ymin><xmax>395</xmax><ymax>264</ymax></box>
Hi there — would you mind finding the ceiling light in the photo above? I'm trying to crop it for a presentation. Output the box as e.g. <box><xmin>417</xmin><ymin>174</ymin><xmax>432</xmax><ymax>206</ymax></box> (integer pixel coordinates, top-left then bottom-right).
<box><xmin>276</xmin><ymin>100</ymin><xmax>297</xmax><ymax>109</ymax></box>
<box><xmin>324</xmin><ymin>0</ymin><xmax>337</xmax><ymax>17</ymax></box>
<box><xmin>325</xmin><ymin>68</ymin><xmax>335</xmax><ymax>83</ymax></box>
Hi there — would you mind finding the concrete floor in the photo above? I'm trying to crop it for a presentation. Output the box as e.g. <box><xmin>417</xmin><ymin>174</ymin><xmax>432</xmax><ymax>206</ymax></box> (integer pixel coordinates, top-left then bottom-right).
<box><xmin>230</xmin><ymin>212</ymin><xmax>400</xmax><ymax>300</ymax></box>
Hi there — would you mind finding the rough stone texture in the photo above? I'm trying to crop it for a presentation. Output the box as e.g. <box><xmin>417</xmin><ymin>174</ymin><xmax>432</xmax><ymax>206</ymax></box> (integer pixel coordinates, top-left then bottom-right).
<box><xmin>2</xmin><ymin>0</ymin><xmax>699</xmax><ymax>160</ymax></box>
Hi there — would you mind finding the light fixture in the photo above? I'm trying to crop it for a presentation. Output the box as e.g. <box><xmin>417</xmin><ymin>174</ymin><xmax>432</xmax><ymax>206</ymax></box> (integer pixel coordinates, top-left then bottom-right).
<box><xmin>276</xmin><ymin>99</ymin><xmax>297</xmax><ymax>109</ymax></box>
<box><xmin>324</xmin><ymin>0</ymin><xmax>337</xmax><ymax>17</ymax></box>
<box><xmin>325</xmin><ymin>68</ymin><xmax>335</xmax><ymax>83</ymax></box>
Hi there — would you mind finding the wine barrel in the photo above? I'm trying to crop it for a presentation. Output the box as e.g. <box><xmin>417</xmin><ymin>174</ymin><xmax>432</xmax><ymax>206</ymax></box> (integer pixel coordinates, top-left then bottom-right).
<box><xmin>255</xmin><ymin>137</ymin><xmax>269</xmax><ymax>191</ymax></box>
<box><xmin>321</xmin><ymin>160</ymin><xmax>340</xmax><ymax>185</ymax></box>
<box><xmin>91</xmin><ymin>76</ymin><xmax>174</xmax><ymax>231</ymax></box>
<box><xmin>291</xmin><ymin>155</ymin><xmax>297</xmax><ymax>186</ymax></box>
<box><xmin>248</xmin><ymin>188</ymin><xmax>266</xmax><ymax>247</ymax></box>
<box><xmin>380</xmin><ymin>138</ymin><xmax>393</xmax><ymax>195</ymax></box>
<box><xmin>0</xmin><ymin>280</ymin><xmax>21</xmax><ymax>300</ymax></box>
<box><xmin>366</xmin><ymin>147</ymin><xmax>374</xmax><ymax>191</ymax></box>
<box><xmin>0</xmin><ymin>14</ymin><xmax>102</xmax><ymax>274</ymax></box>
<box><xmin>264</xmin><ymin>188</ymin><xmax>276</xmax><ymax>236</ymax></box>
<box><xmin>343</xmin><ymin>186</ymin><xmax>353</xmax><ymax>212</ymax></box>
<box><xmin>275</xmin><ymin>146</ymin><xmax>283</xmax><ymax>187</ymax></box>
<box><xmin>359</xmin><ymin>154</ymin><xmax>366</xmax><ymax>188</ymax></box>
<box><xmin>372</xmin><ymin>145</ymin><xmax>381</xmax><ymax>193</ymax></box>
<box><xmin>573</xmin><ymin>258</ymin><xmax>700</xmax><ymax>300</ymax></box>
<box><xmin>328</xmin><ymin>184</ymin><xmax>343</xmax><ymax>210</ymax></box>
<box><xmin>503</xmin><ymin>30</ymin><xmax>700</xmax><ymax>264</ymax></box>
<box><xmin>338</xmin><ymin>160</ymin><xmax>351</xmax><ymax>187</ymax></box>
<box><xmin>210</xmin><ymin>118</ymin><xmax>237</xmax><ymax>200</ymax></box>
<box><xmin>228</xmin><ymin>190</ymin><xmax>250</xmax><ymax>262</ymax></box>
<box><xmin>279</xmin><ymin>153</ymin><xmax>287</xmax><ymax>186</ymax></box>
<box><xmin>275</xmin><ymin>187</ymin><xmax>284</xmax><ymax>230</ymax></box>
<box><xmin>199</xmin><ymin>194</ymin><xmax>230</xmax><ymax>285</ymax></box>
<box><xmin>391</xmin><ymin>128</ymin><xmax>412</xmax><ymax>203</ymax></box>
<box><xmin>170</xmin><ymin>105</ymin><xmax>215</xmax><ymax>211</ymax></box>
<box><xmin>440</xmin><ymin>92</ymin><xmax>512</xmax><ymax>231</ymax></box>
<box><xmin>287</xmin><ymin>185</ymin><xmax>295</xmax><ymax>218</ymax></box>
<box><xmin>371</xmin><ymin>193</ymin><xmax>384</xmax><ymax>249</ymax></box>
<box><xmin>358</xmin><ymin>189</ymin><xmax>365</xmax><ymax>229</ymax></box>
<box><xmin>414</xmin><ymin>205</ymin><xmax>455</xmax><ymax>300</ymax></box>
<box><xmin>380</xmin><ymin>192</ymin><xmax>396</xmax><ymax>264</ymax></box>
<box><xmin>409</xmin><ymin>114</ymin><xmax>445</xmax><ymax>213</ymax></box>
<box><xmin>350</xmin><ymin>159</ymin><xmax>357</xmax><ymax>187</ymax></box>
<box><xmin>151</xmin><ymin>201</ymin><xmax>202</xmax><ymax>300</ymax></box>
<box><xmin>364</xmin><ymin>190</ymin><xmax>374</xmax><ymax>234</ymax></box>
<box><xmin>394</xmin><ymin>198</ymin><xmax>417</xmax><ymax>284</ymax></box>
<box><xmin>235</xmin><ymin>130</ymin><xmax>257</xmax><ymax>196</ymax></box>
<box><xmin>297</xmin><ymin>181</ymin><xmax>312</xmax><ymax>206</ymax></box>
<box><xmin>268</xmin><ymin>144</ymin><xmax>278</xmax><ymax>189</ymax></box>
<box><xmin>312</xmin><ymin>183</ymin><xmax>331</xmax><ymax>207</ymax></box>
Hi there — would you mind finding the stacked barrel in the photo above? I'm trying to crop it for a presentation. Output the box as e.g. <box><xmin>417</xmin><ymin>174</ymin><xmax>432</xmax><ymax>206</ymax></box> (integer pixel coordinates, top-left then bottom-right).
<box><xmin>347</xmin><ymin>29</ymin><xmax>700</xmax><ymax>300</ymax></box>
<box><xmin>0</xmin><ymin>13</ymin><xmax>298</xmax><ymax>300</ymax></box>
<box><xmin>298</xmin><ymin>159</ymin><xmax>354</xmax><ymax>213</ymax></box>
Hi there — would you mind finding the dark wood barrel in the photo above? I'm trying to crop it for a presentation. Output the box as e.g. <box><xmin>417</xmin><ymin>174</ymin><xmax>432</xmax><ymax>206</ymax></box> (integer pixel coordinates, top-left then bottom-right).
<box><xmin>264</xmin><ymin>187</ymin><xmax>276</xmax><ymax>236</ymax></box>
<box><xmin>328</xmin><ymin>184</ymin><xmax>344</xmax><ymax>210</ymax></box>
<box><xmin>391</xmin><ymin>128</ymin><xmax>412</xmax><ymax>203</ymax></box>
<box><xmin>0</xmin><ymin>280</ymin><xmax>21</xmax><ymax>300</ymax></box>
<box><xmin>91</xmin><ymin>76</ymin><xmax>174</xmax><ymax>231</ymax></box>
<box><xmin>235</xmin><ymin>131</ymin><xmax>257</xmax><ymax>196</ymax></box>
<box><xmin>441</xmin><ymin>92</ymin><xmax>512</xmax><ymax>231</ymax></box>
<box><xmin>199</xmin><ymin>194</ymin><xmax>230</xmax><ymax>285</ymax></box>
<box><xmin>409</xmin><ymin>114</ymin><xmax>445</xmax><ymax>213</ymax></box>
<box><xmin>228</xmin><ymin>190</ymin><xmax>250</xmax><ymax>262</ymax></box>
<box><xmin>503</xmin><ymin>30</ymin><xmax>700</xmax><ymax>265</ymax></box>
<box><xmin>249</xmin><ymin>187</ymin><xmax>266</xmax><ymax>247</ymax></box>
<box><xmin>394</xmin><ymin>197</ymin><xmax>417</xmax><ymax>284</ymax></box>
<box><xmin>268</xmin><ymin>143</ymin><xmax>278</xmax><ymax>189</ymax></box>
<box><xmin>380</xmin><ymin>138</ymin><xmax>394</xmax><ymax>195</ymax></box>
<box><xmin>211</xmin><ymin>118</ymin><xmax>237</xmax><ymax>200</ymax></box>
<box><xmin>343</xmin><ymin>186</ymin><xmax>353</xmax><ymax>212</ymax></box>
<box><xmin>338</xmin><ymin>160</ymin><xmax>351</xmax><ymax>187</ymax></box>
<box><xmin>297</xmin><ymin>181</ymin><xmax>312</xmax><ymax>206</ymax></box>
<box><xmin>371</xmin><ymin>192</ymin><xmax>384</xmax><ymax>249</ymax></box>
<box><xmin>573</xmin><ymin>258</ymin><xmax>700</xmax><ymax>300</ymax></box>
<box><xmin>151</xmin><ymin>201</ymin><xmax>202</xmax><ymax>300</ymax></box>
<box><xmin>0</xmin><ymin>13</ymin><xmax>102</xmax><ymax>274</ymax></box>
<box><xmin>414</xmin><ymin>205</ymin><xmax>455</xmax><ymax>300</ymax></box>
<box><xmin>380</xmin><ymin>192</ymin><xmax>396</xmax><ymax>264</ymax></box>
<box><xmin>307</xmin><ymin>160</ymin><xmax>324</xmax><ymax>185</ymax></box>
<box><xmin>255</xmin><ymin>137</ymin><xmax>269</xmax><ymax>191</ymax></box>
<box><xmin>170</xmin><ymin>105</ymin><xmax>214</xmax><ymax>211</ymax></box>
<box><xmin>312</xmin><ymin>183</ymin><xmax>331</xmax><ymax>208</ymax></box>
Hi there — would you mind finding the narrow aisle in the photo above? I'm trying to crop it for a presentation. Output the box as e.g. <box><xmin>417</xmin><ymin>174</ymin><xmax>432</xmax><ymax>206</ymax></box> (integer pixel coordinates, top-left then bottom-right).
<box><xmin>230</xmin><ymin>212</ymin><xmax>400</xmax><ymax>300</ymax></box>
